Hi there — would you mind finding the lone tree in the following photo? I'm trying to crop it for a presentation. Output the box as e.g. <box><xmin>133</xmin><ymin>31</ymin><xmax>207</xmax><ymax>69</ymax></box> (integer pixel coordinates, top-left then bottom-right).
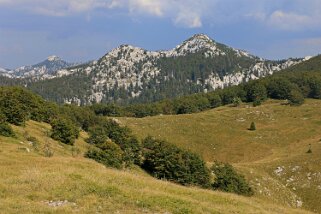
<box><xmin>249</xmin><ymin>122</ymin><xmax>256</xmax><ymax>131</ymax></box>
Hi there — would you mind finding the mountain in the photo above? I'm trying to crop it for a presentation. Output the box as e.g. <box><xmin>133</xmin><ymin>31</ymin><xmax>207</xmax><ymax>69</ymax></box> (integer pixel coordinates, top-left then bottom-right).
<box><xmin>0</xmin><ymin>67</ymin><xmax>13</xmax><ymax>78</ymax></box>
<box><xmin>1</xmin><ymin>34</ymin><xmax>310</xmax><ymax>105</ymax></box>
<box><xmin>0</xmin><ymin>56</ymin><xmax>77</xmax><ymax>79</ymax></box>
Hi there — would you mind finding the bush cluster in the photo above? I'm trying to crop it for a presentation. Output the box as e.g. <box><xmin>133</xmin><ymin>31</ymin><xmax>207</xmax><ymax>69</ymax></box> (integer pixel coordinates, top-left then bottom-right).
<box><xmin>85</xmin><ymin>119</ymin><xmax>142</xmax><ymax>167</ymax></box>
<box><xmin>142</xmin><ymin>136</ymin><xmax>210</xmax><ymax>187</ymax></box>
<box><xmin>0</xmin><ymin>111</ymin><xmax>15</xmax><ymax>137</ymax></box>
<box><xmin>50</xmin><ymin>118</ymin><xmax>79</xmax><ymax>145</ymax></box>
<box><xmin>211</xmin><ymin>162</ymin><xmax>254</xmax><ymax>196</ymax></box>
<box><xmin>85</xmin><ymin>141</ymin><xmax>124</xmax><ymax>169</ymax></box>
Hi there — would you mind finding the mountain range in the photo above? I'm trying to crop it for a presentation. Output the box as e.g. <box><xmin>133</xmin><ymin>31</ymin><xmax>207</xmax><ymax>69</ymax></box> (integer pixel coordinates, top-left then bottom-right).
<box><xmin>0</xmin><ymin>34</ymin><xmax>312</xmax><ymax>105</ymax></box>
<box><xmin>0</xmin><ymin>55</ymin><xmax>77</xmax><ymax>79</ymax></box>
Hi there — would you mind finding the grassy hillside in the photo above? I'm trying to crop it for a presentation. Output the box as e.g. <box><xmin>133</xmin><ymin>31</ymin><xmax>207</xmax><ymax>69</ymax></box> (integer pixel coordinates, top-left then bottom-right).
<box><xmin>119</xmin><ymin>99</ymin><xmax>321</xmax><ymax>213</ymax></box>
<box><xmin>0</xmin><ymin>121</ymin><xmax>311</xmax><ymax>214</ymax></box>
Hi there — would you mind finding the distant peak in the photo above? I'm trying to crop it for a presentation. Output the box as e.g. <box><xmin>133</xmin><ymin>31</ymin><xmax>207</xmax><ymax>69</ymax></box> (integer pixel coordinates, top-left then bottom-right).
<box><xmin>47</xmin><ymin>55</ymin><xmax>60</xmax><ymax>61</ymax></box>
<box><xmin>189</xmin><ymin>34</ymin><xmax>213</xmax><ymax>42</ymax></box>
<box><xmin>118</xmin><ymin>44</ymin><xmax>145</xmax><ymax>51</ymax></box>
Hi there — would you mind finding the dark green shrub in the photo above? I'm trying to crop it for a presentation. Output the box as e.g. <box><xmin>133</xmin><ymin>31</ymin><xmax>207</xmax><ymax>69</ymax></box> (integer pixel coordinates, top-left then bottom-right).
<box><xmin>50</xmin><ymin>118</ymin><xmax>79</xmax><ymax>145</ymax></box>
<box><xmin>220</xmin><ymin>88</ymin><xmax>239</xmax><ymax>105</ymax></box>
<box><xmin>266</xmin><ymin>77</ymin><xmax>293</xmax><ymax>100</ymax></box>
<box><xmin>85</xmin><ymin>141</ymin><xmax>124</xmax><ymax>169</ymax></box>
<box><xmin>142</xmin><ymin>136</ymin><xmax>210</xmax><ymax>187</ymax></box>
<box><xmin>232</xmin><ymin>97</ymin><xmax>242</xmax><ymax>107</ymax></box>
<box><xmin>0</xmin><ymin>87</ymin><xmax>47</xmax><ymax>125</ymax></box>
<box><xmin>249</xmin><ymin>122</ymin><xmax>256</xmax><ymax>131</ymax></box>
<box><xmin>174</xmin><ymin>99</ymin><xmax>199</xmax><ymax>114</ymax></box>
<box><xmin>288</xmin><ymin>89</ymin><xmax>304</xmax><ymax>106</ymax></box>
<box><xmin>102</xmin><ymin>120</ymin><xmax>142</xmax><ymax>165</ymax></box>
<box><xmin>307</xmin><ymin>76</ymin><xmax>321</xmax><ymax>99</ymax></box>
<box><xmin>0</xmin><ymin>112</ymin><xmax>14</xmax><ymax>137</ymax></box>
<box><xmin>0</xmin><ymin>97</ymin><xmax>27</xmax><ymax>125</ymax></box>
<box><xmin>90</xmin><ymin>103</ymin><xmax>123</xmax><ymax>116</ymax></box>
<box><xmin>252</xmin><ymin>99</ymin><xmax>262</xmax><ymax>107</ymax></box>
<box><xmin>86</xmin><ymin>119</ymin><xmax>143</xmax><ymax>166</ymax></box>
<box><xmin>0</xmin><ymin>122</ymin><xmax>15</xmax><ymax>137</ymax></box>
<box><xmin>211</xmin><ymin>162</ymin><xmax>253</xmax><ymax>196</ymax></box>
<box><xmin>86</xmin><ymin>126</ymin><xmax>109</xmax><ymax>145</ymax></box>
<box><xmin>207</xmin><ymin>93</ymin><xmax>222</xmax><ymax>108</ymax></box>
<box><xmin>245</xmin><ymin>81</ymin><xmax>267</xmax><ymax>105</ymax></box>
<box><xmin>121</xmin><ymin>137</ymin><xmax>143</xmax><ymax>166</ymax></box>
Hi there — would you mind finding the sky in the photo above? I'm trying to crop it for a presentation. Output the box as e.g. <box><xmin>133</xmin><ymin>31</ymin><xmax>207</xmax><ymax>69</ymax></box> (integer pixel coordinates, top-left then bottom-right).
<box><xmin>1</xmin><ymin>0</ymin><xmax>321</xmax><ymax>68</ymax></box>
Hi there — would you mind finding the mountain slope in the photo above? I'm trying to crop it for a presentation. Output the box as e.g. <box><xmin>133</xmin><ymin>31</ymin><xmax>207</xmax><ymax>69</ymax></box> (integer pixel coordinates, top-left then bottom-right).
<box><xmin>0</xmin><ymin>120</ymin><xmax>312</xmax><ymax>214</ymax></box>
<box><xmin>119</xmin><ymin>99</ymin><xmax>321</xmax><ymax>213</ymax></box>
<box><xmin>22</xmin><ymin>34</ymin><xmax>306</xmax><ymax>105</ymax></box>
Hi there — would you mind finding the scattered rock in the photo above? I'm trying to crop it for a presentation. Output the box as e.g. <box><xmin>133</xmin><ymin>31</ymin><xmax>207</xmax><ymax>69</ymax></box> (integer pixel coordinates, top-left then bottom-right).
<box><xmin>286</xmin><ymin>176</ymin><xmax>295</xmax><ymax>183</ymax></box>
<box><xmin>274</xmin><ymin>166</ymin><xmax>285</xmax><ymax>176</ymax></box>
<box><xmin>296</xmin><ymin>200</ymin><xmax>303</xmax><ymax>208</ymax></box>
<box><xmin>236</xmin><ymin>118</ymin><xmax>246</xmax><ymax>122</ymax></box>
<box><xmin>44</xmin><ymin>200</ymin><xmax>76</xmax><ymax>207</ymax></box>
<box><xmin>291</xmin><ymin>166</ymin><xmax>300</xmax><ymax>172</ymax></box>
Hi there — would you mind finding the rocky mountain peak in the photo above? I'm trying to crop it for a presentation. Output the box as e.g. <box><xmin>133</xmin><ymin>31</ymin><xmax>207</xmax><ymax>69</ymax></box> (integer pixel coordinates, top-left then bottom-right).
<box><xmin>47</xmin><ymin>55</ymin><xmax>61</xmax><ymax>62</ymax></box>
<box><xmin>189</xmin><ymin>33</ymin><xmax>213</xmax><ymax>42</ymax></box>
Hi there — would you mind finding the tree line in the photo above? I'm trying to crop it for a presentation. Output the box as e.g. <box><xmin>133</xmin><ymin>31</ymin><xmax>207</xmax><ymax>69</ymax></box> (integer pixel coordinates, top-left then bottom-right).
<box><xmin>90</xmin><ymin>70</ymin><xmax>321</xmax><ymax>118</ymax></box>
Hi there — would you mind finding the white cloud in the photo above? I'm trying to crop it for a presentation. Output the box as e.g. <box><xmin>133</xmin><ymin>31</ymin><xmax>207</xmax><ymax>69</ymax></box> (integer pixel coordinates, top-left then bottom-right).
<box><xmin>2</xmin><ymin>0</ymin><xmax>321</xmax><ymax>30</ymax></box>
<box><xmin>0</xmin><ymin>0</ymin><xmax>208</xmax><ymax>28</ymax></box>
<box><xmin>124</xmin><ymin>0</ymin><xmax>206</xmax><ymax>28</ymax></box>
<box><xmin>0</xmin><ymin>0</ymin><xmax>111</xmax><ymax>16</ymax></box>
<box><xmin>267</xmin><ymin>10</ymin><xmax>314</xmax><ymax>31</ymax></box>
<box><xmin>241</xmin><ymin>0</ymin><xmax>321</xmax><ymax>31</ymax></box>
<box><xmin>128</xmin><ymin>0</ymin><xmax>164</xmax><ymax>17</ymax></box>
<box><xmin>174</xmin><ymin>11</ymin><xmax>202</xmax><ymax>28</ymax></box>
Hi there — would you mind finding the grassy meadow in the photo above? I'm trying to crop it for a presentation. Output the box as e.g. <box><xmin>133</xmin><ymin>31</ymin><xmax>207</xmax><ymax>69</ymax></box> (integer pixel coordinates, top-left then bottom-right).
<box><xmin>0</xmin><ymin>121</ymin><xmax>312</xmax><ymax>213</ymax></box>
<box><xmin>119</xmin><ymin>99</ymin><xmax>321</xmax><ymax>213</ymax></box>
<box><xmin>0</xmin><ymin>99</ymin><xmax>320</xmax><ymax>213</ymax></box>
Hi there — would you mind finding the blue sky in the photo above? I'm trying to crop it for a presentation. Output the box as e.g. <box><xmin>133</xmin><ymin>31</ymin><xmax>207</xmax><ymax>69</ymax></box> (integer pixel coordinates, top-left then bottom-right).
<box><xmin>1</xmin><ymin>0</ymin><xmax>321</xmax><ymax>68</ymax></box>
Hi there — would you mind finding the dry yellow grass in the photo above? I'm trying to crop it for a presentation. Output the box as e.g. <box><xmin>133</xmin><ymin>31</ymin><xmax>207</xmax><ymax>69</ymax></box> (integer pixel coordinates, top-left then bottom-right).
<box><xmin>118</xmin><ymin>99</ymin><xmax>321</xmax><ymax>213</ymax></box>
<box><xmin>0</xmin><ymin>120</ymin><xmax>313</xmax><ymax>213</ymax></box>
